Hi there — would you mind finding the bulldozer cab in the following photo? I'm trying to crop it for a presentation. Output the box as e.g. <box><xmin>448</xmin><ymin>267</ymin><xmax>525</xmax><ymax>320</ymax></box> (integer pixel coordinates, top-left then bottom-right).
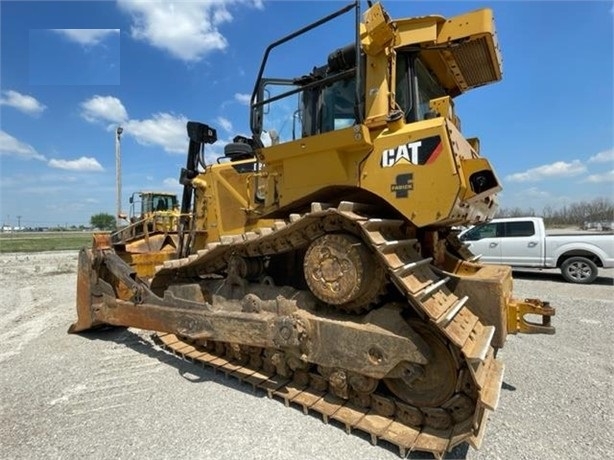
<box><xmin>257</xmin><ymin>51</ymin><xmax>447</xmax><ymax>143</ymax></box>
<box><xmin>111</xmin><ymin>191</ymin><xmax>181</xmax><ymax>259</ymax></box>
<box><xmin>244</xmin><ymin>1</ymin><xmax>504</xmax><ymax>228</ymax></box>
<box><xmin>129</xmin><ymin>191</ymin><xmax>178</xmax><ymax>222</ymax></box>
<box><xmin>250</xmin><ymin>2</ymin><xmax>502</xmax><ymax>145</ymax></box>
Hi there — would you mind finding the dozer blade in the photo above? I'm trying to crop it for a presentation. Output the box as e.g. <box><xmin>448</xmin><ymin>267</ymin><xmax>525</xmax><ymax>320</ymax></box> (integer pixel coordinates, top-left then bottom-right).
<box><xmin>69</xmin><ymin>233</ymin><xmax>114</xmax><ymax>333</ymax></box>
<box><xmin>69</xmin><ymin>247</ymin><xmax>98</xmax><ymax>333</ymax></box>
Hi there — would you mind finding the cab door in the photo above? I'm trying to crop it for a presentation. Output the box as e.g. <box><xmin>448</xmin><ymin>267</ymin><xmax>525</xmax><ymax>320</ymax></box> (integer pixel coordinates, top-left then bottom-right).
<box><xmin>499</xmin><ymin>220</ymin><xmax>542</xmax><ymax>266</ymax></box>
<box><xmin>459</xmin><ymin>222</ymin><xmax>503</xmax><ymax>263</ymax></box>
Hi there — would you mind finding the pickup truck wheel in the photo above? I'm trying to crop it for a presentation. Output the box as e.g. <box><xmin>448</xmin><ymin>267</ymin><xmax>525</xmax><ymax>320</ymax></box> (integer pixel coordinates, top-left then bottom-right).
<box><xmin>560</xmin><ymin>256</ymin><xmax>598</xmax><ymax>284</ymax></box>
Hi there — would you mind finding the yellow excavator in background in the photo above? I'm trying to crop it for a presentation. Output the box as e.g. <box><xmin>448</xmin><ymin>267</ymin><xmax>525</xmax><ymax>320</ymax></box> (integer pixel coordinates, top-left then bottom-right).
<box><xmin>71</xmin><ymin>2</ymin><xmax>554</xmax><ymax>457</ymax></box>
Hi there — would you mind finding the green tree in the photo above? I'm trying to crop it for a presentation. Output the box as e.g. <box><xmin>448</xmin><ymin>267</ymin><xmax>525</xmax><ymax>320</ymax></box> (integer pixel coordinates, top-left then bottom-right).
<box><xmin>90</xmin><ymin>213</ymin><xmax>116</xmax><ymax>230</ymax></box>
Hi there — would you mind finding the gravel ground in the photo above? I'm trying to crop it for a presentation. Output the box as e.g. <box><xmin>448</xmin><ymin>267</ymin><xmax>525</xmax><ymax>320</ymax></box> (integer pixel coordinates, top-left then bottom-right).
<box><xmin>1</xmin><ymin>251</ymin><xmax>612</xmax><ymax>460</ymax></box>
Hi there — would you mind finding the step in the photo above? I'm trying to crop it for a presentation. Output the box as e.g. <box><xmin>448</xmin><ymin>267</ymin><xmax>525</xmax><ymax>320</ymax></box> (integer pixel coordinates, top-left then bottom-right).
<box><xmin>479</xmin><ymin>358</ymin><xmax>505</xmax><ymax>411</ymax></box>
<box><xmin>393</xmin><ymin>257</ymin><xmax>433</xmax><ymax>277</ymax></box>
<box><xmin>354</xmin><ymin>410</ymin><xmax>394</xmax><ymax>445</ymax></box>
<box><xmin>289</xmin><ymin>387</ymin><xmax>326</xmax><ymax>415</ymax></box>
<box><xmin>338</xmin><ymin>200</ymin><xmax>378</xmax><ymax>214</ymax></box>
<box><xmin>360</xmin><ymin>219</ymin><xmax>406</xmax><ymax>245</ymax></box>
<box><xmin>378</xmin><ymin>238</ymin><xmax>418</xmax><ymax>253</ymax></box>
<box><xmin>310</xmin><ymin>202</ymin><xmax>332</xmax><ymax>212</ymax></box>
<box><xmin>416</xmin><ymin>277</ymin><xmax>450</xmax><ymax>301</ymax></box>
<box><xmin>256</xmin><ymin>227</ymin><xmax>273</xmax><ymax>236</ymax></box>
<box><xmin>379</xmin><ymin>421</ymin><xmax>420</xmax><ymax>458</ymax></box>
<box><xmin>435</xmin><ymin>296</ymin><xmax>468</xmax><ymax>326</ymax></box>
<box><xmin>468</xmin><ymin>407</ymin><xmax>491</xmax><ymax>450</ymax></box>
<box><xmin>376</xmin><ymin>239</ymin><xmax>420</xmax><ymax>269</ymax></box>
<box><xmin>466</xmin><ymin>348</ymin><xmax>494</xmax><ymax>390</ymax></box>
<box><xmin>462</xmin><ymin>324</ymin><xmax>495</xmax><ymax>364</ymax></box>
<box><xmin>420</xmin><ymin>289</ymin><xmax>458</xmax><ymax>320</ymax></box>
<box><xmin>443</xmin><ymin>307</ymin><xmax>479</xmax><ymax>349</ymax></box>
<box><xmin>412</xmin><ymin>427</ymin><xmax>452</xmax><ymax>459</ymax></box>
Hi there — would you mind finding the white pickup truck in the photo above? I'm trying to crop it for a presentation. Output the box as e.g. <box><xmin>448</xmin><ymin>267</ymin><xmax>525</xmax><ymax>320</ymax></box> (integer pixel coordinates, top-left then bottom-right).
<box><xmin>458</xmin><ymin>217</ymin><xmax>614</xmax><ymax>284</ymax></box>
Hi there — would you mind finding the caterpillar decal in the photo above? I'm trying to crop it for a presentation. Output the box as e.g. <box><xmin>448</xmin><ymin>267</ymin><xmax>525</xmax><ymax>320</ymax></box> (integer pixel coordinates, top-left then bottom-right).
<box><xmin>381</xmin><ymin>135</ymin><xmax>442</xmax><ymax>167</ymax></box>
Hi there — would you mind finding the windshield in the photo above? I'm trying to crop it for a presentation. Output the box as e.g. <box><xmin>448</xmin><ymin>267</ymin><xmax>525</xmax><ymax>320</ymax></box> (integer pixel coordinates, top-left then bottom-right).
<box><xmin>461</xmin><ymin>223</ymin><xmax>500</xmax><ymax>241</ymax></box>
<box><xmin>396</xmin><ymin>54</ymin><xmax>446</xmax><ymax>123</ymax></box>
<box><xmin>141</xmin><ymin>194</ymin><xmax>177</xmax><ymax>214</ymax></box>
<box><xmin>260</xmin><ymin>74</ymin><xmax>357</xmax><ymax>145</ymax></box>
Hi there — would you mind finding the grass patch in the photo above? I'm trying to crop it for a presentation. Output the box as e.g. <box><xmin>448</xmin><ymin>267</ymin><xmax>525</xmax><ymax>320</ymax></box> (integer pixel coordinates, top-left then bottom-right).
<box><xmin>0</xmin><ymin>232</ymin><xmax>98</xmax><ymax>253</ymax></box>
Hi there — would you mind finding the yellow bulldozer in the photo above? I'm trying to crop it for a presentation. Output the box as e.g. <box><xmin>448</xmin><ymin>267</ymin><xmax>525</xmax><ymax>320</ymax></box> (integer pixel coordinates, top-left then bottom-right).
<box><xmin>71</xmin><ymin>2</ymin><xmax>555</xmax><ymax>457</ymax></box>
<box><xmin>111</xmin><ymin>190</ymin><xmax>181</xmax><ymax>276</ymax></box>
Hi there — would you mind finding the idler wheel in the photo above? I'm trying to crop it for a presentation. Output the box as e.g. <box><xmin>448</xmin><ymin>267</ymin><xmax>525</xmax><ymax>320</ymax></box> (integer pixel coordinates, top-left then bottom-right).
<box><xmin>384</xmin><ymin>321</ymin><xmax>458</xmax><ymax>408</ymax></box>
<box><xmin>303</xmin><ymin>233</ymin><xmax>385</xmax><ymax>313</ymax></box>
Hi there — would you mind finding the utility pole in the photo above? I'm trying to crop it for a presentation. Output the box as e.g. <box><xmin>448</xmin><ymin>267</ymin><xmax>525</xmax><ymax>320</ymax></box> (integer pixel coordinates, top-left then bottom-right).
<box><xmin>115</xmin><ymin>126</ymin><xmax>124</xmax><ymax>227</ymax></box>
<box><xmin>17</xmin><ymin>215</ymin><xmax>21</xmax><ymax>230</ymax></box>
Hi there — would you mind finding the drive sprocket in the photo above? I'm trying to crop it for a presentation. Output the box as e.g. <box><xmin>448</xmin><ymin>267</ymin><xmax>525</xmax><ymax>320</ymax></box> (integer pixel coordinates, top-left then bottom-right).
<box><xmin>303</xmin><ymin>233</ymin><xmax>386</xmax><ymax>313</ymax></box>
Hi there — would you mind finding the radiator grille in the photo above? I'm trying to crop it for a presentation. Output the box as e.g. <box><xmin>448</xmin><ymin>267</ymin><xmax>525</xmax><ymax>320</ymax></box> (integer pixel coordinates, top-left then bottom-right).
<box><xmin>451</xmin><ymin>36</ymin><xmax>500</xmax><ymax>88</ymax></box>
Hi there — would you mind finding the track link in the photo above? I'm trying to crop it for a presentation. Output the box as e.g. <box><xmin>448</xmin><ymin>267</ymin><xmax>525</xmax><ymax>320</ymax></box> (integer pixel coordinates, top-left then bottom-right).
<box><xmin>151</xmin><ymin>201</ymin><xmax>504</xmax><ymax>458</ymax></box>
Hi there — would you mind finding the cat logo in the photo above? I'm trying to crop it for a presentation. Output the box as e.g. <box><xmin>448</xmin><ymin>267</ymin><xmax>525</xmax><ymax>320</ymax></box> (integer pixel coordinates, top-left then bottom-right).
<box><xmin>380</xmin><ymin>135</ymin><xmax>442</xmax><ymax>168</ymax></box>
<box><xmin>381</xmin><ymin>141</ymin><xmax>422</xmax><ymax>168</ymax></box>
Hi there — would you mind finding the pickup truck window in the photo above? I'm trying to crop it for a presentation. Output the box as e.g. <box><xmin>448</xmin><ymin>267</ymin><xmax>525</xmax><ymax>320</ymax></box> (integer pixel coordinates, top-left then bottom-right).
<box><xmin>462</xmin><ymin>222</ymin><xmax>501</xmax><ymax>241</ymax></box>
<box><xmin>504</xmin><ymin>221</ymin><xmax>535</xmax><ymax>237</ymax></box>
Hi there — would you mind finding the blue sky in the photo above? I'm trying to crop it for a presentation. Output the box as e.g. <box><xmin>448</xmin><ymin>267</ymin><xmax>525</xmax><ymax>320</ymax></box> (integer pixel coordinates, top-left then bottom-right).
<box><xmin>1</xmin><ymin>0</ymin><xmax>612</xmax><ymax>228</ymax></box>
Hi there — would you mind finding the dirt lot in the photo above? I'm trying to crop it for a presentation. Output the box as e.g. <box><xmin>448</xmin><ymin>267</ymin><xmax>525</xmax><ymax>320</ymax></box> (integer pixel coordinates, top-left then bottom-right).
<box><xmin>1</xmin><ymin>251</ymin><xmax>612</xmax><ymax>459</ymax></box>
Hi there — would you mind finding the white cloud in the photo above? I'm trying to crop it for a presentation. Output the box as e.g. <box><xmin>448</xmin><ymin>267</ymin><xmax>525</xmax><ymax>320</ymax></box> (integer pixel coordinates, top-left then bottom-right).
<box><xmin>48</xmin><ymin>156</ymin><xmax>104</xmax><ymax>172</ymax></box>
<box><xmin>117</xmin><ymin>0</ymin><xmax>262</xmax><ymax>62</ymax></box>
<box><xmin>0</xmin><ymin>90</ymin><xmax>46</xmax><ymax>116</ymax></box>
<box><xmin>162</xmin><ymin>177</ymin><xmax>182</xmax><ymax>190</ymax></box>
<box><xmin>124</xmin><ymin>113</ymin><xmax>188</xmax><ymax>153</ymax></box>
<box><xmin>0</xmin><ymin>131</ymin><xmax>46</xmax><ymax>160</ymax></box>
<box><xmin>81</xmin><ymin>95</ymin><xmax>128</xmax><ymax>124</ymax></box>
<box><xmin>234</xmin><ymin>93</ymin><xmax>251</xmax><ymax>105</ymax></box>
<box><xmin>588</xmin><ymin>149</ymin><xmax>614</xmax><ymax>164</ymax></box>
<box><xmin>51</xmin><ymin>28</ymin><xmax>119</xmax><ymax>46</ymax></box>
<box><xmin>79</xmin><ymin>95</ymin><xmax>188</xmax><ymax>154</ymax></box>
<box><xmin>582</xmin><ymin>170</ymin><xmax>614</xmax><ymax>183</ymax></box>
<box><xmin>505</xmin><ymin>160</ymin><xmax>586</xmax><ymax>182</ymax></box>
<box><xmin>518</xmin><ymin>187</ymin><xmax>551</xmax><ymax>198</ymax></box>
<box><xmin>217</xmin><ymin>116</ymin><xmax>233</xmax><ymax>133</ymax></box>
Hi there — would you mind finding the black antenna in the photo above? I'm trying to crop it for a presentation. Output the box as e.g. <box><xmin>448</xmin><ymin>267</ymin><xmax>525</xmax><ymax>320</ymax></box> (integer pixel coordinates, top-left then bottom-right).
<box><xmin>354</xmin><ymin>0</ymin><xmax>363</xmax><ymax>125</ymax></box>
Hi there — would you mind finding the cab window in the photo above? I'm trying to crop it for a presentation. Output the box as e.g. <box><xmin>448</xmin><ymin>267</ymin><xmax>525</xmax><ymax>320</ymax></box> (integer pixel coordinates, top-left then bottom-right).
<box><xmin>461</xmin><ymin>222</ymin><xmax>500</xmax><ymax>241</ymax></box>
<box><xmin>396</xmin><ymin>54</ymin><xmax>446</xmax><ymax>123</ymax></box>
<box><xmin>503</xmin><ymin>221</ymin><xmax>535</xmax><ymax>237</ymax></box>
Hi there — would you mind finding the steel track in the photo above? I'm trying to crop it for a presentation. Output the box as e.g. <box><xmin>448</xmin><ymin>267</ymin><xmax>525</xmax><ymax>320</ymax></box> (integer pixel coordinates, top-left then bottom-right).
<box><xmin>150</xmin><ymin>201</ymin><xmax>504</xmax><ymax>458</ymax></box>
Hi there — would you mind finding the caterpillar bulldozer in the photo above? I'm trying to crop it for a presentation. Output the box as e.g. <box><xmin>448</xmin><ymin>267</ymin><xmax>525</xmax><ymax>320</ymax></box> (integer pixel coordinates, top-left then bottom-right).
<box><xmin>71</xmin><ymin>2</ymin><xmax>555</xmax><ymax>457</ymax></box>
<box><xmin>111</xmin><ymin>191</ymin><xmax>181</xmax><ymax>276</ymax></box>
